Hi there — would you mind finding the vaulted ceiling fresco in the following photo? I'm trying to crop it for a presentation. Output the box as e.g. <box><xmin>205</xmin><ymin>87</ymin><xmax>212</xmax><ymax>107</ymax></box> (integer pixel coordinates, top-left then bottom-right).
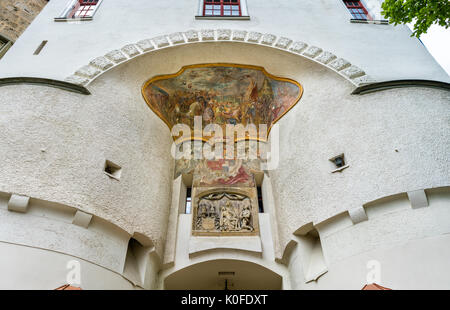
<box><xmin>142</xmin><ymin>64</ymin><xmax>302</xmax><ymax>141</ymax></box>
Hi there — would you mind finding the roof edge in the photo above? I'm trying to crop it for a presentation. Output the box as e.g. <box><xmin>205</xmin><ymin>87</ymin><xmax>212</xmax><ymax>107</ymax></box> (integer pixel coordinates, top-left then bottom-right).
<box><xmin>352</xmin><ymin>79</ymin><xmax>450</xmax><ymax>95</ymax></box>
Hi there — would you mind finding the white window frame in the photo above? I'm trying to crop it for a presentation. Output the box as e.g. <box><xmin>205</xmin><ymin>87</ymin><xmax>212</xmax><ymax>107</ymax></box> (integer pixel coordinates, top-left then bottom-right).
<box><xmin>54</xmin><ymin>0</ymin><xmax>104</xmax><ymax>22</ymax></box>
<box><xmin>196</xmin><ymin>0</ymin><xmax>250</xmax><ymax>20</ymax></box>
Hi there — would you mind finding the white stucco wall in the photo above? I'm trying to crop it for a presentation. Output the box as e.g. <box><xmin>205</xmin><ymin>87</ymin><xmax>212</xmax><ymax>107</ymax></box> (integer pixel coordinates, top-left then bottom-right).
<box><xmin>0</xmin><ymin>0</ymin><xmax>448</xmax><ymax>82</ymax></box>
<box><xmin>0</xmin><ymin>30</ymin><xmax>448</xmax><ymax>289</ymax></box>
<box><xmin>0</xmin><ymin>242</ymin><xmax>136</xmax><ymax>290</ymax></box>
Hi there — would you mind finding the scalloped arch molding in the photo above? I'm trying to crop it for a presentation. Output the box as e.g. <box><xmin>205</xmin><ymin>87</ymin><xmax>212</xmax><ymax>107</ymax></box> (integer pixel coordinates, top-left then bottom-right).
<box><xmin>66</xmin><ymin>29</ymin><xmax>376</xmax><ymax>87</ymax></box>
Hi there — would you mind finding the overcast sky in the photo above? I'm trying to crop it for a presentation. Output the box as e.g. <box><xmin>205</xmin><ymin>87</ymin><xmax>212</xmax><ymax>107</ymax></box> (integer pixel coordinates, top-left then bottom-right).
<box><xmin>410</xmin><ymin>24</ymin><xmax>450</xmax><ymax>76</ymax></box>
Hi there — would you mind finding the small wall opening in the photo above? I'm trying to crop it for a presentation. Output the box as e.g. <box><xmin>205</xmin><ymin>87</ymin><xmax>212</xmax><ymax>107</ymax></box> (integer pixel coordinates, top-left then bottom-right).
<box><xmin>104</xmin><ymin>160</ymin><xmax>122</xmax><ymax>180</ymax></box>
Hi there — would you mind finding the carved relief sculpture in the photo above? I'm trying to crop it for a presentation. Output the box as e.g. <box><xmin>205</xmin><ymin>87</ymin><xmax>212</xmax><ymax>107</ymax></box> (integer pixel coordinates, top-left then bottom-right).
<box><xmin>193</xmin><ymin>191</ymin><xmax>259</xmax><ymax>236</ymax></box>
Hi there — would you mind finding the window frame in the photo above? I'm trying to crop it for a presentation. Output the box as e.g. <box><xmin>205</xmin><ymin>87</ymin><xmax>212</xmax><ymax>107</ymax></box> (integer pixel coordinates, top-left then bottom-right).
<box><xmin>341</xmin><ymin>0</ymin><xmax>389</xmax><ymax>24</ymax></box>
<box><xmin>196</xmin><ymin>0</ymin><xmax>250</xmax><ymax>20</ymax></box>
<box><xmin>0</xmin><ymin>35</ymin><xmax>13</xmax><ymax>60</ymax></box>
<box><xmin>55</xmin><ymin>0</ymin><xmax>104</xmax><ymax>22</ymax></box>
<box><xmin>343</xmin><ymin>0</ymin><xmax>372</xmax><ymax>21</ymax></box>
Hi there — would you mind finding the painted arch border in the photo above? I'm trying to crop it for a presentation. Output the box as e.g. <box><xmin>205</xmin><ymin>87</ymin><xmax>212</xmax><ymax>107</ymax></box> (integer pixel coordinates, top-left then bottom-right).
<box><xmin>141</xmin><ymin>62</ymin><xmax>304</xmax><ymax>142</ymax></box>
<box><xmin>65</xmin><ymin>29</ymin><xmax>376</xmax><ymax>87</ymax></box>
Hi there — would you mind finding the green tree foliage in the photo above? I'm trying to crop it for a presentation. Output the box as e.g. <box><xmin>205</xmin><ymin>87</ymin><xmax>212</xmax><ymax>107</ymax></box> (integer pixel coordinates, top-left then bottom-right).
<box><xmin>381</xmin><ymin>0</ymin><xmax>450</xmax><ymax>37</ymax></box>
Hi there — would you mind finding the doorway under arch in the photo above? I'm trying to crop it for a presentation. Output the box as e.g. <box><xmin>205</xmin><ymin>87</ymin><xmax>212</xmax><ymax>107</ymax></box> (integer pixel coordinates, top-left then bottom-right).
<box><xmin>164</xmin><ymin>259</ymin><xmax>282</xmax><ymax>290</ymax></box>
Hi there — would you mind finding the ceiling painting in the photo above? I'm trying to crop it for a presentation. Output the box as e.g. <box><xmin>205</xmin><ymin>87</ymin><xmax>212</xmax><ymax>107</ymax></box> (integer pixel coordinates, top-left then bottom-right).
<box><xmin>142</xmin><ymin>64</ymin><xmax>302</xmax><ymax>142</ymax></box>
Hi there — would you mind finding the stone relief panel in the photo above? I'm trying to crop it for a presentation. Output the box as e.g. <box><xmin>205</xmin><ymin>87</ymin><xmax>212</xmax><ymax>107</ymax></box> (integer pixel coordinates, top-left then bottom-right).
<box><xmin>192</xmin><ymin>188</ymin><xmax>259</xmax><ymax>236</ymax></box>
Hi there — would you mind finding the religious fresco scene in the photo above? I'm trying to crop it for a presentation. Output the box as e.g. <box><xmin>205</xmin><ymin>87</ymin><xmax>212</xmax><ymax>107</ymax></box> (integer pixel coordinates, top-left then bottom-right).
<box><xmin>193</xmin><ymin>191</ymin><xmax>258</xmax><ymax>236</ymax></box>
<box><xmin>142</xmin><ymin>64</ymin><xmax>301</xmax><ymax>141</ymax></box>
<box><xmin>142</xmin><ymin>64</ymin><xmax>301</xmax><ymax>236</ymax></box>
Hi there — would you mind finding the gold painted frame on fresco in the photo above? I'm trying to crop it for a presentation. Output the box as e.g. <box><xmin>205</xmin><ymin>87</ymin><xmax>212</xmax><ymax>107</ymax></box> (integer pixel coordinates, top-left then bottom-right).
<box><xmin>141</xmin><ymin>63</ymin><xmax>304</xmax><ymax>143</ymax></box>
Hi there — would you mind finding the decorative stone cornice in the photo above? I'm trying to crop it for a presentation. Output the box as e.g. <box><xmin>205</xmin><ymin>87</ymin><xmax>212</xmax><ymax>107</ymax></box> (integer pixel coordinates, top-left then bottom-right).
<box><xmin>65</xmin><ymin>29</ymin><xmax>376</xmax><ymax>87</ymax></box>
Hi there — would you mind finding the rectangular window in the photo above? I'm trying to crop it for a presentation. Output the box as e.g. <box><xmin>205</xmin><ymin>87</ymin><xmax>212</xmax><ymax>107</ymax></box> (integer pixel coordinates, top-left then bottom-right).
<box><xmin>257</xmin><ymin>186</ymin><xmax>264</xmax><ymax>213</ymax></box>
<box><xmin>185</xmin><ymin>187</ymin><xmax>192</xmax><ymax>214</ymax></box>
<box><xmin>343</xmin><ymin>1</ymin><xmax>371</xmax><ymax>20</ymax></box>
<box><xmin>204</xmin><ymin>0</ymin><xmax>241</xmax><ymax>17</ymax></box>
<box><xmin>56</xmin><ymin>0</ymin><xmax>102</xmax><ymax>21</ymax></box>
